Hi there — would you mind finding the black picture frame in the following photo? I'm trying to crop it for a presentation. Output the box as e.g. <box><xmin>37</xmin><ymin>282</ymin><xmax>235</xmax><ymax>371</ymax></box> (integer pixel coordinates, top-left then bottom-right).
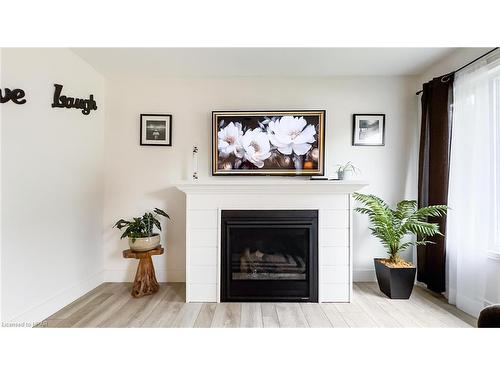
<box><xmin>140</xmin><ymin>114</ymin><xmax>172</xmax><ymax>146</ymax></box>
<box><xmin>352</xmin><ymin>114</ymin><xmax>385</xmax><ymax>146</ymax></box>
<box><xmin>212</xmin><ymin>110</ymin><xmax>326</xmax><ymax>176</ymax></box>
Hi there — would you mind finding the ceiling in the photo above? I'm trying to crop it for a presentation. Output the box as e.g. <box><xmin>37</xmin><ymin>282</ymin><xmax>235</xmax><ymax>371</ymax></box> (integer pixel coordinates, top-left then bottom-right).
<box><xmin>72</xmin><ymin>48</ymin><xmax>457</xmax><ymax>78</ymax></box>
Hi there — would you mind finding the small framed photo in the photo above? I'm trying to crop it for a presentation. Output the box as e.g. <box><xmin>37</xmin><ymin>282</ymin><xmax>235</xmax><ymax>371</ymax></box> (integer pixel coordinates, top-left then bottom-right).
<box><xmin>352</xmin><ymin>114</ymin><xmax>385</xmax><ymax>146</ymax></box>
<box><xmin>140</xmin><ymin>114</ymin><xmax>172</xmax><ymax>146</ymax></box>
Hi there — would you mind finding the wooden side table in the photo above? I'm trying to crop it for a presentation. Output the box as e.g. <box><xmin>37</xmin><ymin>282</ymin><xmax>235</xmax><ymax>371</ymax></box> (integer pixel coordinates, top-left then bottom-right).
<box><xmin>123</xmin><ymin>246</ymin><xmax>164</xmax><ymax>298</ymax></box>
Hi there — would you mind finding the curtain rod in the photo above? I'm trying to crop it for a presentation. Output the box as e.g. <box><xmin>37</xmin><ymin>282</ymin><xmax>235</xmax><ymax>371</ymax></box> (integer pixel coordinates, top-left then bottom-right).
<box><xmin>415</xmin><ymin>47</ymin><xmax>499</xmax><ymax>95</ymax></box>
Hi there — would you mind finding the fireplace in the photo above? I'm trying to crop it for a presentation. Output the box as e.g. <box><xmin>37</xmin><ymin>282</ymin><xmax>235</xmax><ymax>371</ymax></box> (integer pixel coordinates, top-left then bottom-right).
<box><xmin>221</xmin><ymin>210</ymin><xmax>318</xmax><ymax>302</ymax></box>
<box><xmin>177</xmin><ymin>180</ymin><xmax>366</xmax><ymax>303</ymax></box>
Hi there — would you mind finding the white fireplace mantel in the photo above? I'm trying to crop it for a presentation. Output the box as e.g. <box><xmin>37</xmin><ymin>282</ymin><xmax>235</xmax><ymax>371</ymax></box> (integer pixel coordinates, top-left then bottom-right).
<box><xmin>176</xmin><ymin>179</ymin><xmax>368</xmax><ymax>303</ymax></box>
<box><xmin>176</xmin><ymin>179</ymin><xmax>369</xmax><ymax>195</ymax></box>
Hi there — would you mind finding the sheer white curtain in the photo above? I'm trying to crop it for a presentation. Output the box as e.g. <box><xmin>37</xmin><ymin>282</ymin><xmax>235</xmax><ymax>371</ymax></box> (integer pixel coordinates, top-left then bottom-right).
<box><xmin>447</xmin><ymin>50</ymin><xmax>500</xmax><ymax>317</ymax></box>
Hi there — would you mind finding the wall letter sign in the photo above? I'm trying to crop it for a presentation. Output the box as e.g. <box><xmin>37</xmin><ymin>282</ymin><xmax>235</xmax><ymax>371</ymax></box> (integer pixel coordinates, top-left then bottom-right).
<box><xmin>51</xmin><ymin>84</ymin><xmax>97</xmax><ymax>115</ymax></box>
<box><xmin>0</xmin><ymin>88</ymin><xmax>27</xmax><ymax>104</ymax></box>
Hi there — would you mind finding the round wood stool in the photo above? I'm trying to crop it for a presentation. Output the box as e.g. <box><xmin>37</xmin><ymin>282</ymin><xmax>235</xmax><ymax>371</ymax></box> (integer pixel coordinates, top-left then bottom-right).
<box><xmin>123</xmin><ymin>246</ymin><xmax>164</xmax><ymax>298</ymax></box>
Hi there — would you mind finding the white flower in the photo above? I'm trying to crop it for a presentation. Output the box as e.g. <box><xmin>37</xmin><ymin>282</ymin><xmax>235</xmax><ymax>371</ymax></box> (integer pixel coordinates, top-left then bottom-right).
<box><xmin>218</xmin><ymin>122</ymin><xmax>244</xmax><ymax>157</ymax></box>
<box><xmin>268</xmin><ymin>116</ymin><xmax>316</xmax><ymax>156</ymax></box>
<box><xmin>241</xmin><ymin>128</ymin><xmax>272</xmax><ymax>168</ymax></box>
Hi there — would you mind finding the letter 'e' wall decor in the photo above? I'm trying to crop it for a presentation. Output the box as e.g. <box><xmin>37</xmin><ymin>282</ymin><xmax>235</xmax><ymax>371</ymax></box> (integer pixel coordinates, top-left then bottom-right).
<box><xmin>0</xmin><ymin>88</ymin><xmax>26</xmax><ymax>105</ymax></box>
<box><xmin>51</xmin><ymin>84</ymin><xmax>98</xmax><ymax>115</ymax></box>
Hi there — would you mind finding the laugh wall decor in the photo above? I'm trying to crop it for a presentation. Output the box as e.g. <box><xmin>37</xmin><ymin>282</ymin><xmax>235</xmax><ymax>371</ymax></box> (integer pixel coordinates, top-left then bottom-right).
<box><xmin>0</xmin><ymin>87</ymin><xmax>26</xmax><ymax>105</ymax></box>
<box><xmin>51</xmin><ymin>84</ymin><xmax>98</xmax><ymax>115</ymax></box>
<box><xmin>212</xmin><ymin>110</ymin><xmax>325</xmax><ymax>176</ymax></box>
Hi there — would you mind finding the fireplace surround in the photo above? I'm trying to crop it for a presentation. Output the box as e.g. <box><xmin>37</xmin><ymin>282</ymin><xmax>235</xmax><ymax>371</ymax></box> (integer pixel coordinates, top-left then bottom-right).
<box><xmin>176</xmin><ymin>180</ymin><xmax>368</xmax><ymax>303</ymax></box>
<box><xmin>221</xmin><ymin>210</ymin><xmax>318</xmax><ymax>302</ymax></box>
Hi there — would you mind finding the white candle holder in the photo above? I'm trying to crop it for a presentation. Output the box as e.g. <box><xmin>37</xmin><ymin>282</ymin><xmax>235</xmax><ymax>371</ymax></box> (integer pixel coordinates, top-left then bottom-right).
<box><xmin>192</xmin><ymin>146</ymin><xmax>199</xmax><ymax>180</ymax></box>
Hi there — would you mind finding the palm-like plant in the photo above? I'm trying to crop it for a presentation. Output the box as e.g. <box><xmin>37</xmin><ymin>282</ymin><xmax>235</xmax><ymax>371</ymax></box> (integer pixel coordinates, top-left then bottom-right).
<box><xmin>353</xmin><ymin>193</ymin><xmax>448</xmax><ymax>264</ymax></box>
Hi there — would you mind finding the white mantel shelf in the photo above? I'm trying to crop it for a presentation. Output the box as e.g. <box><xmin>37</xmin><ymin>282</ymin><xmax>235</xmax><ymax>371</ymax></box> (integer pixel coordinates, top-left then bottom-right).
<box><xmin>175</xmin><ymin>179</ymin><xmax>368</xmax><ymax>194</ymax></box>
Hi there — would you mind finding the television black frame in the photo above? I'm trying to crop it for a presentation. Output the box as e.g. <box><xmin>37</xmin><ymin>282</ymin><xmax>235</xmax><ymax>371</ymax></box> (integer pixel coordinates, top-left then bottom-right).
<box><xmin>212</xmin><ymin>110</ymin><xmax>326</xmax><ymax>176</ymax></box>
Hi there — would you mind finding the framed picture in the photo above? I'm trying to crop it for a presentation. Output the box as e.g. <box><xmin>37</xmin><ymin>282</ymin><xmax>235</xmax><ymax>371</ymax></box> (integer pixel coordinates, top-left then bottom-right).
<box><xmin>140</xmin><ymin>114</ymin><xmax>172</xmax><ymax>146</ymax></box>
<box><xmin>352</xmin><ymin>114</ymin><xmax>385</xmax><ymax>146</ymax></box>
<box><xmin>212</xmin><ymin>110</ymin><xmax>325</xmax><ymax>176</ymax></box>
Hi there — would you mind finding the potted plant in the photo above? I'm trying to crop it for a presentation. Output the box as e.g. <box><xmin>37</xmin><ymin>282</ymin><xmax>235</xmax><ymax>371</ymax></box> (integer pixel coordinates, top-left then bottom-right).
<box><xmin>353</xmin><ymin>193</ymin><xmax>447</xmax><ymax>299</ymax></box>
<box><xmin>336</xmin><ymin>161</ymin><xmax>360</xmax><ymax>180</ymax></box>
<box><xmin>113</xmin><ymin>208</ymin><xmax>170</xmax><ymax>251</ymax></box>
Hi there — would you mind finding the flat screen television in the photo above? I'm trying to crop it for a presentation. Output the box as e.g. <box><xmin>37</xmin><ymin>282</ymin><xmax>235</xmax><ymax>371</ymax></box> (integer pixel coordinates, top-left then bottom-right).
<box><xmin>212</xmin><ymin>110</ymin><xmax>325</xmax><ymax>176</ymax></box>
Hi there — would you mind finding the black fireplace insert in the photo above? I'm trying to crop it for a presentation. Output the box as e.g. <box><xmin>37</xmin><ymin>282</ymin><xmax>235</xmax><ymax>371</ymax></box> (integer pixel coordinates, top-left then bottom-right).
<box><xmin>221</xmin><ymin>210</ymin><xmax>318</xmax><ymax>302</ymax></box>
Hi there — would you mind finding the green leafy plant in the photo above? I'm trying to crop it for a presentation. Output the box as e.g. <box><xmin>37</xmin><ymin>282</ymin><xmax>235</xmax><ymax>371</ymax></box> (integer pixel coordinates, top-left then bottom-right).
<box><xmin>113</xmin><ymin>208</ymin><xmax>170</xmax><ymax>242</ymax></box>
<box><xmin>353</xmin><ymin>193</ymin><xmax>448</xmax><ymax>264</ymax></box>
<box><xmin>336</xmin><ymin>161</ymin><xmax>360</xmax><ymax>174</ymax></box>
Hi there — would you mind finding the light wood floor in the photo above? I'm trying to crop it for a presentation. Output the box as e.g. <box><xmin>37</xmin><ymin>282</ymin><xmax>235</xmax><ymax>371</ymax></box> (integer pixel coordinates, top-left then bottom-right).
<box><xmin>39</xmin><ymin>282</ymin><xmax>477</xmax><ymax>328</ymax></box>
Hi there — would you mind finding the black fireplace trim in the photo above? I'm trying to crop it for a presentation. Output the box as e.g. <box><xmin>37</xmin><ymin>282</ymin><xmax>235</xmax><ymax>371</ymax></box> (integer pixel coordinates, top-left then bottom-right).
<box><xmin>221</xmin><ymin>210</ymin><xmax>318</xmax><ymax>302</ymax></box>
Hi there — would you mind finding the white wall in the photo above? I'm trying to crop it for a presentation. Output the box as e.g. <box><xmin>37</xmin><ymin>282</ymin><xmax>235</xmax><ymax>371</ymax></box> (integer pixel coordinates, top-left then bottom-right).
<box><xmin>1</xmin><ymin>49</ymin><xmax>106</xmax><ymax>323</ymax></box>
<box><xmin>102</xmin><ymin>76</ymin><xmax>419</xmax><ymax>283</ymax></box>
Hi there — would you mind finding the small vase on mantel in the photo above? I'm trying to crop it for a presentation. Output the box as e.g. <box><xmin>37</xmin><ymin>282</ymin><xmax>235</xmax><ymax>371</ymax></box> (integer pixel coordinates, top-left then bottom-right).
<box><xmin>336</xmin><ymin>161</ymin><xmax>360</xmax><ymax>181</ymax></box>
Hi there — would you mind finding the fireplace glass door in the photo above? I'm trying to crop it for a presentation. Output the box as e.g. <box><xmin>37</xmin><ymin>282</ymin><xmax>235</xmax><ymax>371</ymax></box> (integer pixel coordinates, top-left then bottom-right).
<box><xmin>231</xmin><ymin>226</ymin><xmax>309</xmax><ymax>281</ymax></box>
<box><xmin>221</xmin><ymin>210</ymin><xmax>318</xmax><ymax>302</ymax></box>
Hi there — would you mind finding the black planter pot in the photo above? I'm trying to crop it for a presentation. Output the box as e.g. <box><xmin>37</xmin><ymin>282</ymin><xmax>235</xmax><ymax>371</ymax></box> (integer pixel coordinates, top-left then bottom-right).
<box><xmin>374</xmin><ymin>258</ymin><xmax>416</xmax><ymax>299</ymax></box>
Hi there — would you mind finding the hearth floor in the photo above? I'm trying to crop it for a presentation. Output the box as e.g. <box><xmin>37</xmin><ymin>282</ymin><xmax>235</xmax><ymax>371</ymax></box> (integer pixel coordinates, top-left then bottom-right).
<box><xmin>39</xmin><ymin>282</ymin><xmax>476</xmax><ymax>328</ymax></box>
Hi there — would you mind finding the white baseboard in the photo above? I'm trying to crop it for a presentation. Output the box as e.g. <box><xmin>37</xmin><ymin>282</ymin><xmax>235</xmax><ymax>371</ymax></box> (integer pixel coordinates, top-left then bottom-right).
<box><xmin>353</xmin><ymin>268</ymin><xmax>376</xmax><ymax>282</ymax></box>
<box><xmin>6</xmin><ymin>271</ymin><xmax>104</xmax><ymax>325</ymax></box>
<box><xmin>103</xmin><ymin>268</ymin><xmax>185</xmax><ymax>283</ymax></box>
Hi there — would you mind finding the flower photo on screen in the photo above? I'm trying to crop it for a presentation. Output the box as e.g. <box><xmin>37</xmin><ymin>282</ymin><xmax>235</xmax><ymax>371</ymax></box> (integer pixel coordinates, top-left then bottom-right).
<box><xmin>212</xmin><ymin>111</ymin><xmax>325</xmax><ymax>176</ymax></box>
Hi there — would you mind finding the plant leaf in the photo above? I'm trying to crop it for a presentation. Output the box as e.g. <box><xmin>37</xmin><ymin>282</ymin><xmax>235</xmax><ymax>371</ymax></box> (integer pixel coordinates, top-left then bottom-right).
<box><xmin>154</xmin><ymin>208</ymin><xmax>170</xmax><ymax>219</ymax></box>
